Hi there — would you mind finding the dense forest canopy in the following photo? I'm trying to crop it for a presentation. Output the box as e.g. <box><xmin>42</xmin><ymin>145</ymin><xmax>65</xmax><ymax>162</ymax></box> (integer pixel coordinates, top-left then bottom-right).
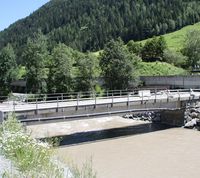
<box><xmin>0</xmin><ymin>0</ymin><xmax>200</xmax><ymax>63</ymax></box>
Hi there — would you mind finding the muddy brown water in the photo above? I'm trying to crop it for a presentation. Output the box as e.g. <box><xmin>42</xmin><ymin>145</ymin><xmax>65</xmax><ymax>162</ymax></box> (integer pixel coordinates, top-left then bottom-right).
<box><xmin>57</xmin><ymin>127</ymin><xmax>200</xmax><ymax>178</ymax></box>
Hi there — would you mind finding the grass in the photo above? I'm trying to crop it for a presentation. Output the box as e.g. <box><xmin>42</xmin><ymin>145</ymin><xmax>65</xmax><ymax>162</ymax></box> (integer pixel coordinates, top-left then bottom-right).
<box><xmin>137</xmin><ymin>62</ymin><xmax>188</xmax><ymax>76</ymax></box>
<box><xmin>139</xmin><ymin>23</ymin><xmax>200</xmax><ymax>51</ymax></box>
<box><xmin>0</xmin><ymin>114</ymin><xmax>97</xmax><ymax>178</ymax></box>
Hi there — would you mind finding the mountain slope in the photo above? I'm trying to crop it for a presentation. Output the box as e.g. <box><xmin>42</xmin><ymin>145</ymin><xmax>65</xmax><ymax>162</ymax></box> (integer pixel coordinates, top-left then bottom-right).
<box><xmin>1</xmin><ymin>0</ymin><xmax>200</xmax><ymax>56</ymax></box>
<box><xmin>140</xmin><ymin>22</ymin><xmax>200</xmax><ymax>51</ymax></box>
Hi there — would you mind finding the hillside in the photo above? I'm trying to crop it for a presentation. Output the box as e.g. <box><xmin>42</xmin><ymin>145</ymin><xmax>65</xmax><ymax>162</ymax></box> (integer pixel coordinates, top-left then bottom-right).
<box><xmin>138</xmin><ymin>62</ymin><xmax>187</xmax><ymax>76</ymax></box>
<box><xmin>140</xmin><ymin>22</ymin><xmax>200</xmax><ymax>51</ymax></box>
<box><xmin>1</xmin><ymin>0</ymin><xmax>200</xmax><ymax>61</ymax></box>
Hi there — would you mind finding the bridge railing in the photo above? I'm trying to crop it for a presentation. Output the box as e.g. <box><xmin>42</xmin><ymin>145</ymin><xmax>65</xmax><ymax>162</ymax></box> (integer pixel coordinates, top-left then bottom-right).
<box><xmin>0</xmin><ymin>88</ymin><xmax>199</xmax><ymax>105</ymax></box>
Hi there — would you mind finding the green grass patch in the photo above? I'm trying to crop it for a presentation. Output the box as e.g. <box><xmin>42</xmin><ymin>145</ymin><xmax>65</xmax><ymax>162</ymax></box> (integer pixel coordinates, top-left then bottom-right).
<box><xmin>139</xmin><ymin>23</ymin><xmax>200</xmax><ymax>51</ymax></box>
<box><xmin>137</xmin><ymin>62</ymin><xmax>188</xmax><ymax>76</ymax></box>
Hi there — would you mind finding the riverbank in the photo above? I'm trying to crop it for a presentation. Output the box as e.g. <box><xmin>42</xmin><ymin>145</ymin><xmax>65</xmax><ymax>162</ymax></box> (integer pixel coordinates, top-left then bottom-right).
<box><xmin>57</xmin><ymin>128</ymin><xmax>200</xmax><ymax>178</ymax></box>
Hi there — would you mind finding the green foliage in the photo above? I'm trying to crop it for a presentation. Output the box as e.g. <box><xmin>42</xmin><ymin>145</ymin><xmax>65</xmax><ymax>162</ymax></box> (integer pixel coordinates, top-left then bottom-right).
<box><xmin>141</xmin><ymin>36</ymin><xmax>167</xmax><ymax>62</ymax></box>
<box><xmin>94</xmin><ymin>84</ymin><xmax>105</xmax><ymax>97</ymax></box>
<box><xmin>0</xmin><ymin>114</ymin><xmax>64</xmax><ymax>177</ymax></box>
<box><xmin>75</xmin><ymin>53</ymin><xmax>100</xmax><ymax>92</ymax></box>
<box><xmin>0</xmin><ymin>44</ymin><xmax>18</xmax><ymax>96</ymax></box>
<box><xmin>163</xmin><ymin>49</ymin><xmax>187</xmax><ymax>68</ymax></box>
<box><xmin>137</xmin><ymin>62</ymin><xmax>187</xmax><ymax>76</ymax></box>
<box><xmin>69</xmin><ymin>158</ymin><xmax>97</xmax><ymax>178</ymax></box>
<box><xmin>23</xmin><ymin>31</ymin><xmax>49</xmax><ymax>94</ymax></box>
<box><xmin>1</xmin><ymin>0</ymin><xmax>200</xmax><ymax>60</ymax></box>
<box><xmin>127</xmin><ymin>40</ymin><xmax>142</xmax><ymax>56</ymax></box>
<box><xmin>100</xmin><ymin>38</ymin><xmax>141</xmax><ymax>90</ymax></box>
<box><xmin>182</xmin><ymin>30</ymin><xmax>200</xmax><ymax>68</ymax></box>
<box><xmin>48</xmin><ymin>43</ymin><xmax>75</xmax><ymax>93</ymax></box>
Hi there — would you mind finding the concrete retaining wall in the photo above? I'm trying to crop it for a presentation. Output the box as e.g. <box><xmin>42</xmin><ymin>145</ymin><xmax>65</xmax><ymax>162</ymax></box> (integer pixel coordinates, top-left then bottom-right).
<box><xmin>160</xmin><ymin>109</ymin><xmax>185</xmax><ymax>126</ymax></box>
<box><xmin>140</xmin><ymin>76</ymin><xmax>200</xmax><ymax>89</ymax></box>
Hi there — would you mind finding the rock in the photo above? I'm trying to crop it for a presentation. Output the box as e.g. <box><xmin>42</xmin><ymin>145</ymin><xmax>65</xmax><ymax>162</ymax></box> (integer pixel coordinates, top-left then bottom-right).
<box><xmin>190</xmin><ymin>108</ymin><xmax>200</xmax><ymax>113</ymax></box>
<box><xmin>196</xmin><ymin>119</ymin><xmax>200</xmax><ymax>126</ymax></box>
<box><xmin>190</xmin><ymin>112</ymin><xmax>198</xmax><ymax>118</ymax></box>
<box><xmin>184</xmin><ymin>119</ymin><xmax>197</xmax><ymax>128</ymax></box>
<box><xmin>185</xmin><ymin>116</ymin><xmax>193</xmax><ymax>122</ymax></box>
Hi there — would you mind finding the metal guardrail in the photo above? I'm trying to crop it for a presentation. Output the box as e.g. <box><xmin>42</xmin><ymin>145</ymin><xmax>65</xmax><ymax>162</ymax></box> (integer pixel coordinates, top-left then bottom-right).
<box><xmin>0</xmin><ymin>88</ymin><xmax>199</xmax><ymax>115</ymax></box>
<box><xmin>1</xmin><ymin>88</ymin><xmax>199</xmax><ymax>104</ymax></box>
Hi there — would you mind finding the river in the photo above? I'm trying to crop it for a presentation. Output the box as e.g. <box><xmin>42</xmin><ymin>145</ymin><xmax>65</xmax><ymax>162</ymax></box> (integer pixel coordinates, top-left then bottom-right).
<box><xmin>56</xmin><ymin>126</ymin><xmax>200</xmax><ymax>178</ymax></box>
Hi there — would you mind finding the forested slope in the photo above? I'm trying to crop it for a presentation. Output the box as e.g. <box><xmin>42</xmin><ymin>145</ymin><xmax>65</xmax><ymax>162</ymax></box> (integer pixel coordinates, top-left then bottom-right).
<box><xmin>0</xmin><ymin>0</ymin><xmax>200</xmax><ymax>58</ymax></box>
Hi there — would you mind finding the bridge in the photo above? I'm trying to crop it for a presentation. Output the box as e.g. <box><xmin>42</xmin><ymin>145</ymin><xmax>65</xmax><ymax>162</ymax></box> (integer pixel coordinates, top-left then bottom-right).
<box><xmin>0</xmin><ymin>88</ymin><xmax>199</xmax><ymax>123</ymax></box>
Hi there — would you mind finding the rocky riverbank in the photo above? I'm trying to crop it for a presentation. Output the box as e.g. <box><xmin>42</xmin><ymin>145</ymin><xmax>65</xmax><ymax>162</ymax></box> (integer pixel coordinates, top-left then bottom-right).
<box><xmin>123</xmin><ymin>111</ymin><xmax>161</xmax><ymax>122</ymax></box>
<box><xmin>184</xmin><ymin>106</ymin><xmax>200</xmax><ymax>130</ymax></box>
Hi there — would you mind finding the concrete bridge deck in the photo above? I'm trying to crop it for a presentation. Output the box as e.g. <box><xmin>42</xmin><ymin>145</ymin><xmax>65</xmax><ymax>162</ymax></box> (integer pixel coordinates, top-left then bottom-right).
<box><xmin>0</xmin><ymin>90</ymin><xmax>199</xmax><ymax>112</ymax></box>
<box><xmin>0</xmin><ymin>89</ymin><xmax>199</xmax><ymax>121</ymax></box>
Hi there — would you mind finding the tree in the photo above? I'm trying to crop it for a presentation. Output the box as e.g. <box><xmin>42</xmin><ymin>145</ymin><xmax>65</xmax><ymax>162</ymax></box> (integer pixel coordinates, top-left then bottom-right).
<box><xmin>48</xmin><ymin>43</ymin><xmax>75</xmax><ymax>93</ymax></box>
<box><xmin>141</xmin><ymin>36</ymin><xmax>167</xmax><ymax>62</ymax></box>
<box><xmin>75</xmin><ymin>53</ymin><xmax>100</xmax><ymax>92</ymax></box>
<box><xmin>0</xmin><ymin>44</ymin><xmax>18</xmax><ymax>96</ymax></box>
<box><xmin>23</xmin><ymin>31</ymin><xmax>49</xmax><ymax>94</ymax></box>
<box><xmin>127</xmin><ymin>40</ymin><xmax>142</xmax><ymax>57</ymax></box>
<box><xmin>163</xmin><ymin>49</ymin><xmax>187</xmax><ymax>68</ymax></box>
<box><xmin>182</xmin><ymin>30</ymin><xmax>200</xmax><ymax>68</ymax></box>
<box><xmin>100</xmin><ymin>38</ymin><xmax>140</xmax><ymax>90</ymax></box>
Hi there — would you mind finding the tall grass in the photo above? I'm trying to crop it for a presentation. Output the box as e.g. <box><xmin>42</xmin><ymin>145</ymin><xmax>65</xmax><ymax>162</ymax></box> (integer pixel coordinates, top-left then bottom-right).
<box><xmin>0</xmin><ymin>114</ymin><xmax>97</xmax><ymax>178</ymax></box>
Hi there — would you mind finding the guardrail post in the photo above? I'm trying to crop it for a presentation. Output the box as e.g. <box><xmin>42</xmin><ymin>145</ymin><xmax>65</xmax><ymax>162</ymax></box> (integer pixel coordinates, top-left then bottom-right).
<box><xmin>94</xmin><ymin>92</ymin><xmax>97</xmax><ymax>109</ymax></box>
<box><xmin>154</xmin><ymin>89</ymin><xmax>157</xmax><ymax>103</ymax></box>
<box><xmin>127</xmin><ymin>93</ymin><xmax>130</xmax><ymax>108</ymax></box>
<box><xmin>13</xmin><ymin>100</ymin><xmax>15</xmax><ymax>113</ymax></box>
<box><xmin>167</xmin><ymin>90</ymin><xmax>169</xmax><ymax>102</ymax></box>
<box><xmin>111</xmin><ymin>93</ymin><xmax>114</xmax><ymax>107</ymax></box>
<box><xmin>61</xmin><ymin>93</ymin><xmax>64</xmax><ymax>101</ymax></box>
<box><xmin>35</xmin><ymin>99</ymin><xmax>38</xmax><ymax>115</ymax></box>
<box><xmin>141</xmin><ymin>91</ymin><xmax>144</xmax><ymax>104</ymax></box>
<box><xmin>120</xmin><ymin>90</ymin><xmax>122</xmax><ymax>96</ymax></box>
<box><xmin>56</xmin><ymin>97</ymin><xmax>59</xmax><ymax>112</ymax></box>
<box><xmin>76</xmin><ymin>93</ymin><xmax>79</xmax><ymax>111</ymax></box>
<box><xmin>178</xmin><ymin>90</ymin><xmax>180</xmax><ymax>101</ymax></box>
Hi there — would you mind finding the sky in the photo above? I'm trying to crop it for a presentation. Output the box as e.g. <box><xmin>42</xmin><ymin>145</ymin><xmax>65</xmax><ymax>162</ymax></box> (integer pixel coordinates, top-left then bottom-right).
<box><xmin>0</xmin><ymin>0</ymin><xmax>49</xmax><ymax>31</ymax></box>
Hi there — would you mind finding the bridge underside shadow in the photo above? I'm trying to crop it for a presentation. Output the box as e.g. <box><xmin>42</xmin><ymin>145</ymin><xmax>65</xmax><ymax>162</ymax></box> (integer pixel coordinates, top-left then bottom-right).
<box><xmin>56</xmin><ymin>123</ymin><xmax>174</xmax><ymax>147</ymax></box>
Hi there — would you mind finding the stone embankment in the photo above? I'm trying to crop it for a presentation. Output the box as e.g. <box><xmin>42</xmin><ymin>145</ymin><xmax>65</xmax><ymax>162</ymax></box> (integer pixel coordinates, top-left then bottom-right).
<box><xmin>184</xmin><ymin>106</ymin><xmax>200</xmax><ymax>130</ymax></box>
<box><xmin>123</xmin><ymin>105</ymin><xmax>200</xmax><ymax>131</ymax></box>
<box><xmin>123</xmin><ymin>111</ymin><xmax>161</xmax><ymax>122</ymax></box>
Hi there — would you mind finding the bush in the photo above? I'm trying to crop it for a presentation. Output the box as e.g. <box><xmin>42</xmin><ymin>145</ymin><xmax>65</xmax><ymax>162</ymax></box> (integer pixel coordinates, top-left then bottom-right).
<box><xmin>0</xmin><ymin>114</ymin><xmax>97</xmax><ymax>178</ymax></box>
<box><xmin>163</xmin><ymin>49</ymin><xmax>187</xmax><ymax>68</ymax></box>
<box><xmin>0</xmin><ymin>114</ymin><xmax>64</xmax><ymax>178</ymax></box>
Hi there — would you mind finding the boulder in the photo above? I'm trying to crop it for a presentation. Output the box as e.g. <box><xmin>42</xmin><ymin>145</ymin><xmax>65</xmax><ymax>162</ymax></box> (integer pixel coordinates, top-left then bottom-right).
<box><xmin>190</xmin><ymin>112</ymin><xmax>198</xmax><ymax>118</ymax></box>
<box><xmin>184</xmin><ymin>119</ymin><xmax>197</xmax><ymax>128</ymax></box>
